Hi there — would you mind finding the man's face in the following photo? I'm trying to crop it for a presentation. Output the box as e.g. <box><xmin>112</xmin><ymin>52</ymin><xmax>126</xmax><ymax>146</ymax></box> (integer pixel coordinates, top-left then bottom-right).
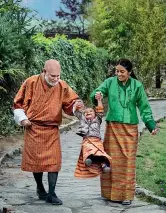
<box><xmin>44</xmin><ymin>68</ymin><xmax>60</xmax><ymax>86</ymax></box>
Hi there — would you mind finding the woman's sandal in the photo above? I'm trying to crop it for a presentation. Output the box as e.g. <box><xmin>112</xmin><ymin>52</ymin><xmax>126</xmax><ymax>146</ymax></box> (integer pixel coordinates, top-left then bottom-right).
<box><xmin>122</xmin><ymin>200</ymin><xmax>132</xmax><ymax>205</ymax></box>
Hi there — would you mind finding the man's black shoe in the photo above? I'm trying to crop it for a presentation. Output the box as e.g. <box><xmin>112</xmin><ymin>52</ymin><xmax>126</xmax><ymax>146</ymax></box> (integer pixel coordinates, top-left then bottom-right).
<box><xmin>36</xmin><ymin>188</ymin><xmax>47</xmax><ymax>200</ymax></box>
<box><xmin>46</xmin><ymin>193</ymin><xmax>63</xmax><ymax>205</ymax></box>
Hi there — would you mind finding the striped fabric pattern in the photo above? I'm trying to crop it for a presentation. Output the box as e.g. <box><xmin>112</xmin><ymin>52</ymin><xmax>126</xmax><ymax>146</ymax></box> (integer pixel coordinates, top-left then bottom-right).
<box><xmin>22</xmin><ymin>125</ymin><xmax>61</xmax><ymax>172</ymax></box>
<box><xmin>14</xmin><ymin>74</ymin><xmax>79</xmax><ymax>172</ymax></box>
<box><xmin>75</xmin><ymin>137</ymin><xmax>112</xmax><ymax>178</ymax></box>
<box><xmin>101</xmin><ymin>122</ymin><xmax>138</xmax><ymax>201</ymax></box>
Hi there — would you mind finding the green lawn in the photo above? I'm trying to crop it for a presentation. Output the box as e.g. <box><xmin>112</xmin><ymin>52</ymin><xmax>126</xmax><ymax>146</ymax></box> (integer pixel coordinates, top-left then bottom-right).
<box><xmin>136</xmin><ymin>118</ymin><xmax>166</xmax><ymax>197</ymax></box>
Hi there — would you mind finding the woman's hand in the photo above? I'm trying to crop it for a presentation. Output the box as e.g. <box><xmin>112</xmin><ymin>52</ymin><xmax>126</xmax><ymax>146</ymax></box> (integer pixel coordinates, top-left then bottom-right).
<box><xmin>95</xmin><ymin>92</ymin><xmax>103</xmax><ymax>100</ymax></box>
<box><xmin>151</xmin><ymin>128</ymin><xmax>160</xmax><ymax>135</ymax></box>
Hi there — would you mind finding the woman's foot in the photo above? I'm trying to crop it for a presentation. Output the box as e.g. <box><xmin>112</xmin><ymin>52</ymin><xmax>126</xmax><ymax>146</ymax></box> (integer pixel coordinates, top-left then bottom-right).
<box><xmin>85</xmin><ymin>158</ymin><xmax>92</xmax><ymax>166</ymax></box>
<box><xmin>122</xmin><ymin>200</ymin><xmax>132</xmax><ymax>205</ymax></box>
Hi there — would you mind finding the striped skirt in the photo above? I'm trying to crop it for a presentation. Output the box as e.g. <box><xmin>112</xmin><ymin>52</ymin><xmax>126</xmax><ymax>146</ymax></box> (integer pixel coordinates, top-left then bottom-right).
<box><xmin>101</xmin><ymin>122</ymin><xmax>138</xmax><ymax>201</ymax></box>
<box><xmin>22</xmin><ymin>124</ymin><xmax>61</xmax><ymax>172</ymax></box>
<box><xmin>75</xmin><ymin>137</ymin><xmax>112</xmax><ymax>178</ymax></box>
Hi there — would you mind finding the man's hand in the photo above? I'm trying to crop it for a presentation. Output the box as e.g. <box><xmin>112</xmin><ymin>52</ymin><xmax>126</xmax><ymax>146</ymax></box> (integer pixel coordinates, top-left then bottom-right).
<box><xmin>21</xmin><ymin>119</ymin><xmax>31</xmax><ymax>127</ymax></box>
<box><xmin>74</xmin><ymin>100</ymin><xmax>84</xmax><ymax>110</ymax></box>
<box><xmin>151</xmin><ymin>128</ymin><xmax>160</xmax><ymax>135</ymax></box>
<box><xmin>95</xmin><ymin>92</ymin><xmax>103</xmax><ymax>101</ymax></box>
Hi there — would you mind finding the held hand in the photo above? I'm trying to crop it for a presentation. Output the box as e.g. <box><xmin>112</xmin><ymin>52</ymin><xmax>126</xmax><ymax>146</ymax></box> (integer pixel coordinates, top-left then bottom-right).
<box><xmin>151</xmin><ymin>128</ymin><xmax>160</xmax><ymax>135</ymax></box>
<box><xmin>95</xmin><ymin>92</ymin><xmax>103</xmax><ymax>100</ymax></box>
<box><xmin>74</xmin><ymin>100</ymin><xmax>84</xmax><ymax>110</ymax></box>
<box><xmin>21</xmin><ymin>119</ymin><xmax>31</xmax><ymax>127</ymax></box>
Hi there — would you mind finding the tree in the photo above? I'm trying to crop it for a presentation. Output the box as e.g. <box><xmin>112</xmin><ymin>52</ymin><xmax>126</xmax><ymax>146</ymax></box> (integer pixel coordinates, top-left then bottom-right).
<box><xmin>0</xmin><ymin>0</ymin><xmax>38</xmax><ymax>35</ymax></box>
<box><xmin>0</xmin><ymin>0</ymin><xmax>38</xmax><ymax>94</ymax></box>
<box><xmin>0</xmin><ymin>1</ymin><xmax>38</xmax><ymax>135</ymax></box>
<box><xmin>56</xmin><ymin>0</ymin><xmax>91</xmax><ymax>34</ymax></box>
<box><xmin>88</xmin><ymin>0</ymin><xmax>166</xmax><ymax>88</ymax></box>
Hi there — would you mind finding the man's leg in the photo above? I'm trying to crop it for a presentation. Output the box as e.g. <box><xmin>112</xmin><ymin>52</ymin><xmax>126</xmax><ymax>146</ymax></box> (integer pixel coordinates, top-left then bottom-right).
<box><xmin>33</xmin><ymin>172</ymin><xmax>47</xmax><ymax>200</ymax></box>
<box><xmin>46</xmin><ymin>172</ymin><xmax>63</xmax><ymax>205</ymax></box>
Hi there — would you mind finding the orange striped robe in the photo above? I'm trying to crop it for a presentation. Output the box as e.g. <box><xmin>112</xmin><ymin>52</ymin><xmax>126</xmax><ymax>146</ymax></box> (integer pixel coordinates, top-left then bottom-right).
<box><xmin>101</xmin><ymin>122</ymin><xmax>138</xmax><ymax>201</ymax></box>
<box><xmin>14</xmin><ymin>74</ymin><xmax>79</xmax><ymax>172</ymax></box>
<box><xmin>75</xmin><ymin>137</ymin><xmax>112</xmax><ymax>178</ymax></box>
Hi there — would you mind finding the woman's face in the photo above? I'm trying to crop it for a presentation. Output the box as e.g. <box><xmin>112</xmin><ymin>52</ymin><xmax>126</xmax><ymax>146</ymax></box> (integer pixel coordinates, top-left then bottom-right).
<box><xmin>115</xmin><ymin>65</ymin><xmax>131</xmax><ymax>83</ymax></box>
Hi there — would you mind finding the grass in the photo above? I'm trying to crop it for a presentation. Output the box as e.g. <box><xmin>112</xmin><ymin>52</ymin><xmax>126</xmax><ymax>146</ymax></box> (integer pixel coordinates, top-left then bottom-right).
<box><xmin>136</xmin><ymin>118</ymin><xmax>166</xmax><ymax>198</ymax></box>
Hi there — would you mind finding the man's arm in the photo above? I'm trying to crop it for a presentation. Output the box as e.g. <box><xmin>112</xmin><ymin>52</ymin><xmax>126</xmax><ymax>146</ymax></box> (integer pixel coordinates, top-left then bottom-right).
<box><xmin>13</xmin><ymin>80</ymin><xmax>31</xmax><ymax>126</ymax></box>
<box><xmin>62</xmin><ymin>82</ymin><xmax>80</xmax><ymax>115</ymax></box>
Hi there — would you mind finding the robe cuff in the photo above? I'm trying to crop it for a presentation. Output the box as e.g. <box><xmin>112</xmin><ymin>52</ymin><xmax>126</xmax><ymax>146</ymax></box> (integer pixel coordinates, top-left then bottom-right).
<box><xmin>145</xmin><ymin>120</ymin><xmax>156</xmax><ymax>132</ymax></box>
<box><xmin>14</xmin><ymin>109</ymin><xmax>28</xmax><ymax>126</ymax></box>
<box><xmin>95</xmin><ymin>106</ymin><xmax>104</xmax><ymax>113</ymax></box>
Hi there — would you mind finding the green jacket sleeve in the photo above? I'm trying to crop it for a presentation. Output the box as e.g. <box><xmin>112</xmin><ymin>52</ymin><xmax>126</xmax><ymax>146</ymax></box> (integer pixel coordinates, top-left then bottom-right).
<box><xmin>90</xmin><ymin>78</ymin><xmax>110</xmax><ymax>105</ymax></box>
<box><xmin>136</xmin><ymin>84</ymin><xmax>156</xmax><ymax>132</ymax></box>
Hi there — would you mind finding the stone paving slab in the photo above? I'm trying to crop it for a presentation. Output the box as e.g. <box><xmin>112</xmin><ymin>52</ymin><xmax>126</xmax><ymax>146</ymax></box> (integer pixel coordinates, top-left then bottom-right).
<box><xmin>0</xmin><ymin>128</ymin><xmax>166</xmax><ymax>213</ymax></box>
<box><xmin>0</xmin><ymin>100</ymin><xmax>166</xmax><ymax>213</ymax></box>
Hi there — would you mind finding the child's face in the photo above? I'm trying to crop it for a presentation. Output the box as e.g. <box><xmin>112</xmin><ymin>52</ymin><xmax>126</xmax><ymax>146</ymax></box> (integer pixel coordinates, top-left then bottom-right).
<box><xmin>84</xmin><ymin>108</ymin><xmax>95</xmax><ymax>120</ymax></box>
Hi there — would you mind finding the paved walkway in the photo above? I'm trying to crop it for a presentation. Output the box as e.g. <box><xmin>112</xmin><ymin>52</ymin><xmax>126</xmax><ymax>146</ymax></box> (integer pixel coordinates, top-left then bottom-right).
<box><xmin>0</xmin><ymin>100</ymin><xmax>166</xmax><ymax>213</ymax></box>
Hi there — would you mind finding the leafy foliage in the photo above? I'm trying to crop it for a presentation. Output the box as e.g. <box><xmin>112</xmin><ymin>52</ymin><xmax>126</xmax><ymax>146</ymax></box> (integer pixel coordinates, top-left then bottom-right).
<box><xmin>0</xmin><ymin>0</ymin><xmax>37</xmax><ymax>136</ymax></box>
<box><xmin>30</xmin><ymin>33</ymin><xmax>109</xmax><ymax>100</ymax></box>
<box><xmin>0</xmin><ymin>1</ymin><xmax>109</xmax><ymax>136</ymax></box>
<box><xmin>56</xmin><ymin>0</ymin><xmax>90</xmax><ymax>34</ymax></box>
<box><xmin>88</xmin><ymin>0</ymin><xmax>166</xmax><ymax>88</ymax></box>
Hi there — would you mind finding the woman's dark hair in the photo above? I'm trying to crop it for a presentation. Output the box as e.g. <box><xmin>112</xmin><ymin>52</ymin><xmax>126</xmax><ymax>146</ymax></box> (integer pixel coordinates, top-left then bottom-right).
<box><xmin>116</xmin><ymin>58</ymin><xmax>137</xmax><ymax>79</ymax></box>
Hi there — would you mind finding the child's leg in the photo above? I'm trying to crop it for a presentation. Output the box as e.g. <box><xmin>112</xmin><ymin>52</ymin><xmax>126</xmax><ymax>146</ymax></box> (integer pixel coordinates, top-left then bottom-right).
<box><xmin>91</xmin><ymin>156</ymin><xmax>110</xmax><ymax>166</ymax></box>
<box><xmin>85</xmin><ymin>156</ymin><xmax>111</xmax><ymax>173</ymax></box>
<box><xmin>85</xmin><ymin>155</ymin><xmax>105</xmax><ymax>166</ymax></box>
<box><xmin>90</xmin><ymin>156</ymin><xmax>111</xmax><ymax>173</ymax></box>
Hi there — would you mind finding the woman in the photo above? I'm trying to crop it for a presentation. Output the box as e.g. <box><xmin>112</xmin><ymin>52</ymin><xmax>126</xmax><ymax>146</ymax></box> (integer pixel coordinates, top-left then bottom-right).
<box><xmin>90</xmin><ymin>58</ymin><xmax>158</xmax><ymax>205</ymax></box>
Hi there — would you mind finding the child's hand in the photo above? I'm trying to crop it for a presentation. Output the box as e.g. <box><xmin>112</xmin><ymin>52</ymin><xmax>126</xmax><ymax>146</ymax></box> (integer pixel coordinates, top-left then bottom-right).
<box><xmin>74</xmin><ymin>100</ymin><xmax>84</xmax><ymax>110</ymax></box>
<box><xmin>95</xmin><ymin>92</ymin><xmax>103</xmax><ymax>100</ymax></box>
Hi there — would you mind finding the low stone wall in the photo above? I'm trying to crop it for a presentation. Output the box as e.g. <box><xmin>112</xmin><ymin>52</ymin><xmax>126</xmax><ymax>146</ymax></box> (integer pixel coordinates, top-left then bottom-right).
<box><xmin>147</xmin><ymin>88</ymin><xmax>166</xmax><ymax>99</ymax></box>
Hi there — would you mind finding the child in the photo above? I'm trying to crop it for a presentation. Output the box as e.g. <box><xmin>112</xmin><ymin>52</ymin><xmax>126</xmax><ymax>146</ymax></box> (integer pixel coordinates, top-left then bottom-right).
<box><xmin>74</xmin><ymin>94</ymin><xmax>111</xmax><ymax>178</ymax></box>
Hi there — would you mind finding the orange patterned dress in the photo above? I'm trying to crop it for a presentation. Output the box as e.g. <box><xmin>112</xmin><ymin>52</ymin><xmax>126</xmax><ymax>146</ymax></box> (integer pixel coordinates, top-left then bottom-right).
<box><xmin>74</xmin><ymin>106</ymin><xmax>112</xmax><ymax>178</ymax></box>
<box><xmin>14</xmin><ymin>74</ymin><xmax>79</xmax><ymax>172</ymax></box>
<box><xmin>75</xmin><ymin>137</ymin><xmax>112</xmax><ymax>178</ymax></box>
<box><xmin>101</xmin><ymin>122</ymin><xmax>138</xmax><ymax>201</ymax></box>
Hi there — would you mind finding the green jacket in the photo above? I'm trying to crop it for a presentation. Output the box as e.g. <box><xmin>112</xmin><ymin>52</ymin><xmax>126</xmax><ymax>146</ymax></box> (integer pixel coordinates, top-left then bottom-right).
<box><xmin>90</xmin><ymin>76</ymin><xmax>156</xmax><ymax>132</ymax></box>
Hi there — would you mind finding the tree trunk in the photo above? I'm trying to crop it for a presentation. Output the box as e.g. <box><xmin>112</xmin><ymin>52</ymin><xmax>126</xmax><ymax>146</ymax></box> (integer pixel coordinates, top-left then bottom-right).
<box><xmin>155</xmin><ymin>66</ymin><xmax>161</xmax><ymax>88</ymax></box>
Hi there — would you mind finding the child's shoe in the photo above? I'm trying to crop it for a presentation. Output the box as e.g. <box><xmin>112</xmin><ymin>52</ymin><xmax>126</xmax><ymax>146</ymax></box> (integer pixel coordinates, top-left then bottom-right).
<box><xmin>85</xmin><ymin>158</ymin><xmax>92</xmax><ymax>166</ymax></box>
<box><xmin>102</xmin><ymin>163</ymin><xmax>111</xmax><ymax>173</ymax></box>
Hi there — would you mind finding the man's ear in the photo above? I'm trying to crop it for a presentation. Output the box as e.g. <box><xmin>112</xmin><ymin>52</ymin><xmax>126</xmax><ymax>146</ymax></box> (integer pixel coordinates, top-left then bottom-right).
<box><xmin>43</xmin><ymin>69</ymin><xmax>46</xmax><ymax>74</ymax></box>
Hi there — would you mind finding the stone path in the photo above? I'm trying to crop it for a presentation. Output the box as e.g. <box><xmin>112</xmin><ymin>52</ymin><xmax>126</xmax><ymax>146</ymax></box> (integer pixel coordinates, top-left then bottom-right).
<box><xmin>0</xmin><ymin>100</ymin><xmax>166</xmax><ymax>213</ymax></box>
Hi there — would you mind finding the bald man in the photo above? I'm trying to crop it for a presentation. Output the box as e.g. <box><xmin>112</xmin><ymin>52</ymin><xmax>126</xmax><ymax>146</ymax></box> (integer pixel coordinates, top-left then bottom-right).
<box><xmin>13</xmin><ymin>59</ymin><xmax>80</xmax><ymax>205</ymax></box>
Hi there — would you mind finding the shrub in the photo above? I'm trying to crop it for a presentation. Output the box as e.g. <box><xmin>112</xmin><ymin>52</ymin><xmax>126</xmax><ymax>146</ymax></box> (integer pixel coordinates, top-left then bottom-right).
<box><xmin>29</xmin><ymin>34</ymin><xmax>109</xmax><ymax>101</ymax></box>
<box><xmin>0</xmin><ymin>33</ymin><xmax>110</xmax><ymax>136</ymax></box>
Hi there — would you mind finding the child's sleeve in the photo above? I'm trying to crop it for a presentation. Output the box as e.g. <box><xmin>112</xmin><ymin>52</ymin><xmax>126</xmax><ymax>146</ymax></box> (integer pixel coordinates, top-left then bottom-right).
<box><xmin>73</xmin><ymin>105</ymin><xmax>83</xmax><ymax>120</ymax></box>
<box><xmin>95</xmin><ymin>106</ymin><xmax>104</xmax><ymax>124</ymax></box>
